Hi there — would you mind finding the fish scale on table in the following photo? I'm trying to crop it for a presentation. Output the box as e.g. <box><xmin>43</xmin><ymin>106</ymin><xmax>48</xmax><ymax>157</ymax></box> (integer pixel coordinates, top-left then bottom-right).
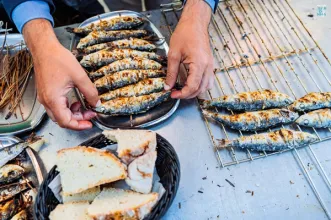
<box><xmin>200</xmin><ymin>90</ymin><xmax>294</xmax><ymax>111</ymax></box>
<box><xmin>94</xmin><ymin>69</ymin><xmax>166</xmax><ymax>91</ymax></box>
<box><xmin>95</xmin><ymin>90</ymin><xmax>171</xmax><ymax>115</ymax></box>
<box><xmin>203</xmin><ymin>109</ymin><xmax>299</xmax><ymax>131</ymax></box>
<box><xmin>77</xmin><ymin>38</ymin><xmax>156</xmax><ymax>55</ymax></box>
<box><xmin>80</xmin><ymin>48</ymin><xmax>166</xmax><ymax>68</ymax></box>
<box><xmin>218</xmin><ymin>129</ymin><xmax>318</xmax><ymax>152</ymax></box>
<box><xmin>66</xmin><ymin>16</ymin><xmax>144</xmax><ymax>35</ymax></box>
<box><xmin>100</xmin><ymin>78</ymin><xmax>165</xmax><ymax>101</ymax></box>
<box><xmin>77</xmin><ymin>30</ymin><xmax>156</xmax><ymax>49</ymax></box>
<box><xmin>89</xmin><ymin>58</ymin><xmax>163</xmax><ymax>79</ymax></box>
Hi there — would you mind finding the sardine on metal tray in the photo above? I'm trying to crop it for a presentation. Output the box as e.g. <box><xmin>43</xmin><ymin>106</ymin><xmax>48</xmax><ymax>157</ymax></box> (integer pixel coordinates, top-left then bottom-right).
<box><xmin>89</xmin><ymin>58</ymin><xmax>163</xmax><ymax>79</ymax></box>
<box><xmin>66</xmin><ymin>16</ymin><xmax>144</xmax><ymax>35</ymax></box>
<box><xmin>203</xmin><ymin>109</ymin><xmax>299</xmax><ymax>131</ymax></box>
<box><xmin>296</xmin><ymin>108</ymin><xmax>331</xmax><ymax>128</ymax></box>
<box><xmin>80</xmin><ymin>48</ymin><xmax>166</xmax><ymax>68</ymax></box>
<box><xmin>200</xmin><ymin>90</ymin><xmax>294</xmax><ymax>111</ymax></box>
<box><xmin>290</xmin><ymin>92</ymin><xmax>331</xmax><ymax>112</ymax></box>
<box><xmin>218</xmin><ymin>129</ymin><xmax>318</xmax><ymax>152</ymax></box>
<box><xmin>0</xmin><ymin>164</ymin><xmax>25</xmax><ymax>184</ymax></box>
<box><xmin>0</xmin><ymin>180</ymin><xmax>30</xmax><ymax>203</ymax></box>
<box><xmin>77</xmin><ymin>30</ymin><xmax>155</xmax><ymax>49</ymax></box>
<box><xmin>94</xmin><ymin>69</ymin><xmax>166</xmax><ymax>92</ymax></box>
<box><xmin>95</xmin><ymin>90</ymin><xmax>171</xmax><ymax>115</ymax></box>
<box><xmin>0</xmin><ymin>197</ymin><xmax>20</xmax><ymax>220</ymax></box>
<box><xmin>78</xmin><ymin>38</ymin><xmax>156</xmax><ymax>55</ymax></box>
<box><xmin>100</xmin><ymin>78</ymin><xmax>165</xmax><ymax>101</ymax></box>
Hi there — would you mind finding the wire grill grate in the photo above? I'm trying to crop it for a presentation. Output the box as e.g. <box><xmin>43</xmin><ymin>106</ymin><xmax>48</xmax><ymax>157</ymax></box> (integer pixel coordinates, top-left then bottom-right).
<box><xmin>161</xmin><ymin>0</ymin><xmax>331</xmax><ymax>218</ymax></box>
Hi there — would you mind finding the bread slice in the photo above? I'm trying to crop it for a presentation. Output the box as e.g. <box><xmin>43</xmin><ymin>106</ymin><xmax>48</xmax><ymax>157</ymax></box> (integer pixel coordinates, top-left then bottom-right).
<box><xmin>125</xmin><ymin>151</ymin><xmax>157</xmax><ymax>194</ymax></box>
<box><xmin>87</xmin><ymin>188</ymin><xmax>158</xmax><ymax>220</ymax></box>
<box><xmin>62</xmin><ymin>186</ymin><xmax>101</xmax><ymax>203</ymax></box>
<box><xmin>103</xmin><ymin>130</ymin><xmax>157</xmax><ymax>164</ymax></box>
<box><xmin>57</xmin><ymin>146</ymin><xmax>127</xmax><ymax>195</ymax></box>
<box><xmin>49</xmin><ymin>202</ymin><xmax>91</xmax><ymax>220</ymax></box>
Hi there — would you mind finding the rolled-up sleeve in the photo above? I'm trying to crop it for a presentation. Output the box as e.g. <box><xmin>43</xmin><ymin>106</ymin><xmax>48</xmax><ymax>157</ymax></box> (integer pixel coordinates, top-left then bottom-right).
<box><xmin>183</xmin><ymin>0</ymin><xmax>219</xmax><ymax>13</ymax></box>
<box><xmin>11</xmin><ymin>1</ymin><xmax>54</xmax><ymax>33</ymax></box>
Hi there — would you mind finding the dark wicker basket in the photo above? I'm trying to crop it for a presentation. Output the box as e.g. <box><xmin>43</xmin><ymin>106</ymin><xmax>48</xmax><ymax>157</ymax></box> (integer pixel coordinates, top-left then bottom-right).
<box><xmin>34</xmin><ymin>133</ymin><xmax>180</xmax><ymax>220</ymax></box>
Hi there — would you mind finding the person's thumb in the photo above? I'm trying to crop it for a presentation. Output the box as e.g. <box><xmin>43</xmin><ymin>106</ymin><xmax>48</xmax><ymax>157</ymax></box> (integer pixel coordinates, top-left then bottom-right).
<box><xmin>74</xmin><ymin>73</ymin><xmax>100</xmax><ymax>107</ymax></box>
<box><xmin>165</xmin><ymin>51</ymin><xmax>181</xmax><ymax>90</ymax></box>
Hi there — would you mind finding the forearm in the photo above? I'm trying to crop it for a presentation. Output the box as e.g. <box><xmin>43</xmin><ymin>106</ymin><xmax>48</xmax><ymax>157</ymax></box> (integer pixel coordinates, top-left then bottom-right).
<box><xmin>180</xmin><ymin>0</ymin><xmax>212</xmax><ymax>27</ymax></box>
<box><xmin>23</xmin><ymin>19</ymin><xmax>60</xmax><ymax>58</ymax></box>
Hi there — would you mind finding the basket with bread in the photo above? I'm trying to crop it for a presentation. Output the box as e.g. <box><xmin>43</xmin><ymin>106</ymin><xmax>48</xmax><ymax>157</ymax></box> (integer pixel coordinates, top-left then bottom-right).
<box><xmin>34</xmin><ymin>130</ymin><xmax>180</xmax><ymax>220</ymax></box>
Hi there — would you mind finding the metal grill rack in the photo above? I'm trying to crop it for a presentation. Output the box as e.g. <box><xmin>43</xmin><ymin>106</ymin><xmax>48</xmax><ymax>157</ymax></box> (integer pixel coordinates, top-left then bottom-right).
<box><xmin>160</xmin><ymin>0</ymin><xmax>331</xmax><ymax>218</ymax></box>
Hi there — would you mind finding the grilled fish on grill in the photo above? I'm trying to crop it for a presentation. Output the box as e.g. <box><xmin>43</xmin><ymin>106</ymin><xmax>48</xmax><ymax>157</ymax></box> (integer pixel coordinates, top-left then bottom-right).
<box><xmin>296</xmin><ymin>108</ymin><xmax>331</xmax><ymax>128</ymax></box>
<box><xmin>0</xmin><ymin>165</ymin><xmax>25</xmax><ymax>184</ymax></box>
<box><xmin>89</xmin><ymin>58</ymin><xmax>163</xmax><ymax>79</ymax></box>
<box><xmin>0</xmin><ymin>198</ymin><xmax>20</xmax><ymax>220</ymax></box>
<box><xmin>100</xmin><ymin>78</ymin><xmax>165</xmax><ymax>101</ymax></box>
<box><xmin>203</xmin><ymin>109</ymin><xmax>299</xmax><ymax>131</ymax></box>
<box><xmin>200</xmin><ymin>90</ymin><xmax>294</xmax><ymax>111</ymax></box>
<box><xmin>78</xmin><ymin>38</ymin><xmax>156</xmax><ymax>55</ymax></box>
<box><xmin>290</xmin><ymin>92</ymin><xmax>331</xmax><ymax>112</ymax></box>
<box><xmin>94</xmin><ymin>69</ymin><xmax>166</xmax><ymax>92</ymax></box>
<box><xmin>218</xmin><ymin>129</ymin><xmax>318</xmax><ymax>152</ymax></box>
<box><xmin>77</xmin><ymin>30</ymin><xmax>155</xmax><ymax>49</ymax></box>
<box><xmin>95</xmin><ymin>91</ymin><xmax>171</xmax><ymax>115</ymax></box>
<box><xmin>66</xmin><ymin>16</ymin><xmax>144</xmax><ymax>35</ymax></box>
<box><xmin>80</xmin><ymin>49</ymin><xmax>166</xmax><ymax>68</ymax></box>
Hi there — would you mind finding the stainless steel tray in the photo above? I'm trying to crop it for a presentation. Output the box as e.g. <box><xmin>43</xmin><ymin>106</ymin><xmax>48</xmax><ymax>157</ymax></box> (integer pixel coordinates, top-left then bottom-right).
<box><xmin>0</xmin><ymin>34</ymin><xmax>46</xmax><ymax>135</ymax></box>
<box><xmin>69</xmin><ymin>10</ymin><xmax>180</xmax><ymax>129</ymax></box>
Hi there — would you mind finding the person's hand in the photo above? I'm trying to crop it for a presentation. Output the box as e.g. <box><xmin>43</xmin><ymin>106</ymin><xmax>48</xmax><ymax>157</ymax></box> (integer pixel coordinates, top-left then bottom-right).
<box><xmin>23</xmin><ymin>19</ymin><xmax>100</xmax><ymax>130</ymax></box>
<box><xmin>165</xmin><ymin>0</ymin><xmax>214</xmax><ymax>99</ymax></box>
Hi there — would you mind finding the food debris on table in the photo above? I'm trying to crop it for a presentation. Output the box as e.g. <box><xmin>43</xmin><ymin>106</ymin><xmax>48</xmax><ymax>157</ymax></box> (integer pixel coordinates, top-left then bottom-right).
<box><xmin>290</xmin><ymin>180</ymin><xmax>294</xmax><ymax>184</ymax></box>
<box><xmin>225</xmin><ymin>179</ymin><xmax>235</xmax><ymax>187</ymax></box>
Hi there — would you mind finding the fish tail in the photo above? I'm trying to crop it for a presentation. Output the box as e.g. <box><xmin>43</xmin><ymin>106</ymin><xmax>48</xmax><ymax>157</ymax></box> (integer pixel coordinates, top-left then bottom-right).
<box><xmin>217</xmin><ymin>139</ymin><xmax>232</xmax><ymax>148</ymax></box>
<box><xmin>198</xmin><ymin>99</ymin><xmax>211</xmax><ymax>109</ymax></box>
<box><xmin>72</xmin><ymin>49</ymin><xmax>85</xmax><ymax>61</ymax></box>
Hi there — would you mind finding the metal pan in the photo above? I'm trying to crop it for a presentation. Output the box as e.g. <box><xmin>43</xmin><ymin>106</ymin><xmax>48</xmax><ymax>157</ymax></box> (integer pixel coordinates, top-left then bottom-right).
<box><xmin>0</xmin><ymin>34</ymin><xmax>46</xmax><ymax>135</ymax></box>
<box><xmin>69</xmin><ymin>10</ymin><xmax>180</xmax><ymax>129</ymax></box>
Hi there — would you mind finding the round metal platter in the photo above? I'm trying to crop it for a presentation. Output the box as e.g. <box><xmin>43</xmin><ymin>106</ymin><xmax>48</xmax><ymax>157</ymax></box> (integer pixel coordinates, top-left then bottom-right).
<box><xmin>70</xmin><ymin>10</ymin><xmax>180</xmax><ymax>128</ymax></box>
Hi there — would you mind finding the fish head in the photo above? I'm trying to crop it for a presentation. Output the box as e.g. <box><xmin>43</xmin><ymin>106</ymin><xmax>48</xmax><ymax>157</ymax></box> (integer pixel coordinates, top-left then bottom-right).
<box><xmin>296</xmin><ymin>114</ymin><xmax>314</xmax><ymax>127</ymax></box>
<box><xmin>279</xmin><ymin>109</ymin><xmax>299</xmax><ymax>122</ymax></box>
<box><xmin>0</xmin><ymin>165</ymin><xmax>25</xmax><ymax>184</ymax></box>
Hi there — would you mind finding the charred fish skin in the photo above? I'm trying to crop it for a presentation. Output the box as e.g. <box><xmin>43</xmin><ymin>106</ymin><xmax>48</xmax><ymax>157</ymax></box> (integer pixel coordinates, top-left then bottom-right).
<box><xmin>290</xmin><ymin>92</ymin><xmax>331</xmax><ymax>112</ymax></box>
<box><xmin>0</xmin><ymin>164</ymin><xmax>25</xmax><ymax>184</ymax></box>
<box><xmin>0</xmin><ymin>180</ymin><xmax>30</xmax><ymax>203</ymax></box>
<box><xmin>10</xmin><ymin>210</ymin><xmax>28</xmax><ymax>220</ymax></box>
<box><xmin>296</xmin><ymin>108</ymin><xmax>331</xmax><ymax>128</ymax></box>
<box><xmin>66</xmin><ymin>16</ymin><xmax>144</xmax><ymax>35</ymax></box>
<box><xmin>0</xmin><ymin>198</ymin><xmax>19</xmax><ymax>220</ymax></box>
<box><xmin>80</xmin><ymin>49</ymin><xmax>166</xmax><ymax>68</ymax></box>
<box><xmin>94</xmin><ymin>69</ymin><xmax>166</xmax><ymax>92</ymax></box>
<box><xmin>77</xmin><ymin>30</ymin><xmax>152</xmax><ymax>49</ymax></box>
<box><xmin>200</xmin><ymin>90</ymin><xmax>294</xmax><ymax>111</ymax></box>
<box><xmin>95</xmin><ymin>91</ymin><xmax>171</xmax><ymax>115</ymax></box>
<box><xmin>80</xmin><ymin>38</ymin><xmax>156</xmax><ymax>55</ymax></box>
<box><xmin>219</xmin><ymin>129</ymin><xmax>318</xmax><ymax>152</ymax></box>
<box><xmin>100</xmin><ymin>78</ymin><xmax>165</xmax><ymax>101</ymax></box>
<box><xmin>203</xmin><ymin>109</ymin><xmax>299</xmax><ymax>131</ymax></box>
<box><xmin>90</xmin><ymin>58</ymin><xmax>163</xmax><ymax>79</ymax></box>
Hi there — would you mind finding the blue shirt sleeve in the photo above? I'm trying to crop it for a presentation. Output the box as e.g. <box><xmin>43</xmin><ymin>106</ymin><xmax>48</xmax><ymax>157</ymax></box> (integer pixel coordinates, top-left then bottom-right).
<box><xmin>183</xmin><ymin>0</ymin><xmax>219</xmax><ymax>13</ymax></box>
<box><xmin>11</xmin><ymin>0</ymin><xmax>54</xmax><ymax>33</ymax></box>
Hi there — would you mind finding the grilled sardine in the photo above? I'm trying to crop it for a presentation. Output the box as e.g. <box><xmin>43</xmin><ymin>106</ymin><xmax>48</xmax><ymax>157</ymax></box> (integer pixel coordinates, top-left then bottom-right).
<box><xmin>200</xmin><ymin>90</ymin><xmax>294</xmax><ymax>111</ymax></box>
<box><xmin>0</xmin><ymin>165</ymin><xmax>25</xmax><ymax>184</ymax></box>
<box><xmin>95</xmin><ymin>91</ymin><xmax>171</xmax><ymax>115</ymax></box>
<box><xmin>90</xmin><ymin>58</ymin><xmax>163</xmax><ymax>79</ymax></box>
<box><xmin>290</xmin><ymin>92</ymin><xmax>331</xmax><ymax>112</ymax></box>
<box><xmin>100</xmin><ymin>78</ymin><xmax>165</xmax><ymax>101</ymax></box>
<box><xmin>80</xmin><ymin>48</ymin><xmax>166</xmax><ymax>68</ymax></box>
<box><xmin>77</xmin><ymin>30</ymin><xmax>154</xmax><ymax>49</ymax></box>
<box><xmin>203</xmin><ymin>109</ymin><xmax>299</xmax><ymax>131</ymax></box>
<box><xmin>296</xmin><ymin>109</ymin><xmax>331</xmax><ymax>128</ymax></box>
<box><xmin>0</xmin><ymin>180</ymin><xmax>30</xmax><ymax>203</ymax></box>
<box><xmin>94</xmin><ymin>69</ymin><xmax>166</xmax><ymax>92</ymax></box>
<box><xmin>0</xmin><ymin>198</ymin><xmax>20</xmax><ymax>220</ymax></box>
<box><xmin>10</xmin><ymin>210</ymin><xmax>28</xmax><ymax>220</ymax></box>
<box><xmin>218</xmin><ymin>129</ymin><xmax>318</xmax><ymax>151</ymax></box>
<box><xmin>66</xmin><ymin>16</ymin><xmax>144</xmax><ymax>35</ymax></box>
<box><xmin>79</xmin><ymin>38</ymin><xmax>156</xmax><ymax>55</ymax></box>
